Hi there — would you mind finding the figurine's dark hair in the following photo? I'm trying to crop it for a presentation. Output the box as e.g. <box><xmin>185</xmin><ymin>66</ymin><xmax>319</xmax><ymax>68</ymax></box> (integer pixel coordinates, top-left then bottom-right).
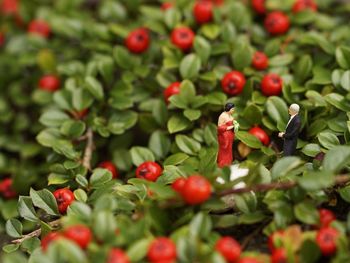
<box><xmin>224</xmin><ymin>103</ymin><xmax>235</xmax><ymax>112</ymax></box>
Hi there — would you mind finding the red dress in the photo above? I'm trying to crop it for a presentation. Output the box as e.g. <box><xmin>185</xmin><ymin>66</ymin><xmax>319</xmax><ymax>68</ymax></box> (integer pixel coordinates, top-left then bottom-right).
<box><xmin>217</xmin><ymin>120</ymin><xmax>235</xmax><ymax>168</ymax></box>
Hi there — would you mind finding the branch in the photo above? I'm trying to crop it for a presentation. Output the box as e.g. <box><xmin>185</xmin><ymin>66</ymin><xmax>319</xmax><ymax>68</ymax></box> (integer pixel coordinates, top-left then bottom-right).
<box><xmin>11</xmin><ymin>219</ymin><xmax>61</xmax><ymax>244</ymax></box>
<box><xmin>218</xmin><ymin>175</ymin><xmax>350</xmax><ymax>197</ymax></box>
<box><xmin>82</xmin><ymin>128</ymin><xmax>94</xmax><ymax>171</ymax></box>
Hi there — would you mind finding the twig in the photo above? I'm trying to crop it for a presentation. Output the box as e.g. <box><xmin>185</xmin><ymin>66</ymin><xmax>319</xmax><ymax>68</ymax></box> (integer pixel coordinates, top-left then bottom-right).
<box><xmin>82</xmin><ymin>128</ymin><xmax>94</xmax><ymax>171</ymax></box>
<box><xmin>11</xmin><ymin>219</ymin><xmax>61</xmax><ymax>244</ymax></box>
<box><xmin>218</xmin><ymin>175</ymin><xmax>350</xmax><ymax>197</ymax></box>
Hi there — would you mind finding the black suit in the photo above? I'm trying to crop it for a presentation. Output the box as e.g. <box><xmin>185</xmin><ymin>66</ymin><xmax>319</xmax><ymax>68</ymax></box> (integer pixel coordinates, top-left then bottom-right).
<box><xmin>283</xmin><ymin>115</ymin><xmax>301</xmax><ymax>156</ymax></box>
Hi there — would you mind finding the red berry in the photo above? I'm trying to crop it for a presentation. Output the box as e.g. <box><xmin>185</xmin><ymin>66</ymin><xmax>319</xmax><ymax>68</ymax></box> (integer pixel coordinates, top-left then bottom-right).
<box><xmin>147</xmin><ymin>237</ymin><xmax>177</xmax><ymax>263</ymax></box>
<box><xmin>28</xmin><ymin>20</ymin><xmax>51</xmax><ymax>38</ymax></box>
<box><xmin>171</xmin><ymin>27</ymin><xmax>195</xmax><ymax>51</ymax></box>
<box><xmin>0</xmin><ymin>32</ymin><xmax>5</xmax><ymax>47</ymax></box>
<box><xmin>41</xmin><ymin>232</ymin><xmax>61</xmax><ymax>251</ymax></box>
<box><xmin>99</xmin><ymin>161</ymin><xmax>118</xmax><ymax>179</ymax></box>
<box><xmin>1</xmin><ymin>0</ymin><xmax>18</xmax><ymax>15</ymax></box>
<box><xmin>172</xmin><ymin>178</ymin><xmax>187</xmax><ymax>194</ymax></box>
<box><xmin>164</xmin><ymin>82</ymin><xmax>181</xmax><ymax>104</ymax></box>
<box><xmin>107</xmin><ymin>248</ymin><xmax>130</xmax><ymax>263</ymax></box>
<box><xmin>63</xmin><ymin>225</ymin><xmax>92</xmax><ymax>249</ymax></box>
<box><xmin>38</xmin><ymin>75</ymin><xmax>60</xmax><ymax>92</ymax></box>
<box><xmin>125</xmin><ymin>28</ymin><xmax>150</xmax><ymax>54</ymax></box>
<box><xmin>271</xmin><ymin>248</ymin><xmax>287</xmax><ymax>263</ymax></box>
<box><xmin>264</xmin><ymin>12</ymin><xmax>290</xmax><ymax>35</ymax></box>
<box><xmin>193</xmin><ymin>1</ymin><xmax>213</xmax><ymax>24</ymax></box>
<box><xmin>136</xmin><ymin>161</ymin><xmax>163</xmax><ymax>182</ymax></box>
<box><xmin>252</xmin><ymin>51</ymin><xmax>269</xmax><ymax>70</ymax></box>
<box><xmin>319</xmin><ymin>209</ymin><xmax>336</xmax><ymax>228</ymax></box>
<box><xmin>292</xmin><ymin>0</ymin><xmax>317</xmax><ymax>13</ymax></box>
<box><xmin>53</xmin><ymin>188</ymin><xmax>75</xmax><ymax>214</ymax></box>
<box><xmin>161</xmin><ymin>2</ymin><xmax>174</xmax><ymax>10</ymax></box>
<box><xmin>261</xmin><ymin>73</ymin><xmax>283</xmax><ymax>96</ymax></box>
<box><xmin>181</xmin><ymin>175</ymin><xmax>211</xmax><ymax>205</ymax></box>
<box><xmin>316</xmin><ymin>227</ymin><xmax>339</xmax><ymax>256</ymax></box>
<box><xmin>249</xmin><ymin>126</ymin><xmax>270</xmax><ymax>146</ymax></box>
<box><xmin>0</xmin><ymin>178</ymin><xmax>17</xmax><ymax>199</ymax></box>
<box><xmin>221</xmin><ymin>71</ymin><xmax>246</xmax><ymax>96</ymax></box>
<box><xmin>251</xmin><ymin>0</ymin><xmax>266</xmax><ymax>14</ymax></box>
<box><xmin>237</xmin><ymin>257</ymin><xmax>262</xmax><ymax>263</ymax></box>
<box><xmin>268</xmin><ymin>230</ymin><xmax>284</xmax><ymax>252</ymax></box>
<box><xmin>215</xmin><ymin>236</ymin><xmax>241</xmax><ymax>262</ymax></box>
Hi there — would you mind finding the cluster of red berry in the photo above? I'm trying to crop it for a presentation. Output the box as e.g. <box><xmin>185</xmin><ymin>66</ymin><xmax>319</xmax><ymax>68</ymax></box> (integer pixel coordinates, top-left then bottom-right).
<box><xmin>0</xmin><ymin>178</ymin><xmax>17</xmax><ymax>199</ymax></box>
<box><xmin>269</xmin><ymin>208</ymin><xmax>339</xmax><ymax>262</ymax></box>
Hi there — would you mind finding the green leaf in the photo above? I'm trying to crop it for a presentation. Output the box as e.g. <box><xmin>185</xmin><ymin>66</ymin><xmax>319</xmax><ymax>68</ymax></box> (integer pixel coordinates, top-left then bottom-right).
<box><xmin>294</xmin><ymin>201</ymin><xmax>319</xmax><ymax>225</ymax></box>
<box><xmin>271</xmin><ymin>157</ymin><xmax>303</xmax><ymax>180</ymax></box>
<box><xmin>167</xmin><ymin>115</ymin><xmax>191</xmax><ymax>134</ymax></box>
<box><xmin>164</xmin><ymin>153</ymin><xmax>190</xmax><ymax>166</ymax></box>
<box><xmin>179</xmin><ymin>54</ymin><xmax>202</xmax><ymax>80</ymax></box>
<box><xmin>339</xmin><ymin>185</ymin><xmax>350</xmax><ymax>203</ymax></box>
<box><xmin>269</xmin><ymin>54</ymin><xmax>294</xmax><ymax>67</ymax></box>
<box><xmin>21</xmin><ymin>237</ymin><xmax>41</xmax><ymax>254</ymax></box>
<box><xmin>127</xmin><ymin>238</ymin><xmax>152</xmax><ymax>262</ymax></box>
<box><xmin>317</xmin><ymin>131</ymin><xmax>340</xmax><ymax>150</ymax></box>
<box><xmin>235</xmin><ymin>131</ymin><xmax>262</xmax><ymax>149</ymax></box>
<box><xmin>340</xmin><ymin>70</ymin><xmax>350</xmax><ymax>91</ymax></box>
<box><xmin>74</xmin><ymin>189</ymin><xmax>87</xmax><ymax>202</ymax></box>
<box><xmin>164</xmin><ymin>8</ymin><xmax>181</xmax><ymax>28</ymax></box>
<box><xmin>18</xmin><ymin>196</ymin><xmax>39</xmax><ymax>222</ymax></box>
<box><xmin>299</xmin><ymin>240</ymin><xmax>321</xmax><ymax>263</ymax></box>
<box><xmin>30</xmin><ymin>188</ymin><xmax>59</xmax><ymax>216</ymax></box>
<box><xmin>152</xmin><ymin>99</ymin><xmax>168</xmax><ymax>126</ymax></box>
<box><xmin>298</xmin><ymin>171</ymin><xmax>334</xmax><ymax>191</ymax></box>
<box><xmin>5</xmin><ymin>219</ymin><xmax>23</xmax><ymax>238</ymax></box>
<box><xmin>175</xmin><ymin>135</ymin><xmax>201</xmax><ymax>155</ymax></box>
<box><xmin>85</xmin><ymin>76</ymin><xmax>104</xmax><ymax>100</ymax></box>
<box><xmin>148</xmin><ymin>130</ymin><xmax>171</xmax><ymax>159</ymax></box>
<box><xmin>243</xmin><ymin>104</ymin><xmax>263</xmax><ymax>125</ymax></box>
<box><xmin>200</xmin><ymin>24</ymin><xmax>221</xmax><ymax>40</ymax></box>
<box><xmin>324</xmin><ymin>93</ymin><xmax>350</xmax><ymax>111</ymax></box>
<box><xmin>113</xmin><ymin>46</ymin><xmax>135</xmax><ymax>70</ymax></box>
<box><xmin>301</xmin><ymin>144</ymin><xmax>321</xmax><ymax>157</ymax></box>
<box><xmin>294</xmin><ymin>55</ymin><xmax>313</xmax><ymax>83</ymax></box>
<box><xmin>52</xmin><ymin>239</ymin><xmax>88</xmax><ymax>263</ymax></box>
<box><xmin>67</xmin><ymin>201</ymin><xmax>92</xmax><ymax>220</ymax></box>
<box><xmin>184</xmin><ymin>109</ymin><xmax>201</xmax><ymax>121</ymax></box>
<box><xmin>206</xmin><ymin>92</ymin><xmax>227</xmax><ymax>106</ymax></box>
<box><xmin>39</xmin><ymin>110</ymin><xmax>70</xmax><ymax>127</ymax></box>
<box><xmin>93</xmin><ymin>210</ymin><xmax>117</xmax><ymax>241</ymax></box>
<box><xmin>232</xmin><ymin>42</ymin><xmax>253</xmax><ymax>70</ymax></box>
<box><xmin>60</xmin><ymin>120</ymin><xmax>86</xmax><ymax>138</ymax></box>
<box><xmin>76</xmin><ymin>174</ymin><xmax>88</xmax><ymax>188</ymax></box>
<box><xmin>336</xmin><ymin>46</ymin><xmax>350</xmax><ymax>69</ymax></box>
<box><xmin>108</xmin><ymin>111</ymin><xmax>138</xmax><ymax>134</ymax></box>
<box><xmin>194</xmin><ymin>36</ymin><xmax>211</xmax><ymax>64</ymax></box>
<box><xmin>72</xmin><ymin>88</ymin><xmax>93</xmax><ymax>111</ymax></box>
<box><xmin>265</xmin><ymin>96</ymin><xmax>289</xmax><ymax>126</ymax></box>
<box><xmin>130</xmin><ymin>146</ymin><xmax>155</xmax><ymax>166</ymax></box>
<box><xmin>323</xmin><ymin>146</ymin><xmax>350</xmax><ymax>173</ymax></box>
<box><xmin>2</xmin><ymin>244</ymin><xmax>20</xmax><ymax>253</ymax></box>
<box><xmin>89</xmin><ymin>168</ymin><xmax>113</xmax><ymax>188</ymax></box>
<box><xmin>189</xmin><ymin>212</ymin><xmax>212</xmax><ymax>239</ymax></box>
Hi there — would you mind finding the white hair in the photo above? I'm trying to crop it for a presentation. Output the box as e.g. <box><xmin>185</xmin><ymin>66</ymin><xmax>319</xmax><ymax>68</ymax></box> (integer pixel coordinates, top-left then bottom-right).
<box><xmin>290</xmin><ymin>103</ymin><xmax>300</xmax><ymax>113</ymax></box>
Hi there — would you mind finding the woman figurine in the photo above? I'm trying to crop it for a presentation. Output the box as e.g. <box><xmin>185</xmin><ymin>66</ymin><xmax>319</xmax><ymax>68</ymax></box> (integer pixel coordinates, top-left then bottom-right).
<box><xmin>217</xmin><ymin>103</ymin><xmax>239</xmax><ymax>168</ymax></box>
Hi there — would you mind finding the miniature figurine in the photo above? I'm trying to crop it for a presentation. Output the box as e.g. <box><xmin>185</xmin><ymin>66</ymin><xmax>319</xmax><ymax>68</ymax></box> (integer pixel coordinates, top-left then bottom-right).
<box><xmin>278</xmin><ymin>103</ymin><xmax>301</xmax><ymax>156</ymax></box>
<box><xmin>217</xmin><ymin>103</ymin><xmax>239</xmax><ymax>167</ymax></box>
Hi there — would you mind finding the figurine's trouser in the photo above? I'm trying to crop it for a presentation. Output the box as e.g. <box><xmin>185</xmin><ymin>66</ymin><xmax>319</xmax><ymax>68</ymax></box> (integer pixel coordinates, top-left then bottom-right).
<box><xmin>283</xmin><ymin>138</ymin><xmax>297</xmax><ymax>156</ymax></box>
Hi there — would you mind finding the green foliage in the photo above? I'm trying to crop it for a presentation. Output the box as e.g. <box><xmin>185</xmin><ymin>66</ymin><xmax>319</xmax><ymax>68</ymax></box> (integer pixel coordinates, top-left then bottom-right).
<box><xmin>1</xmin><ymin>0</ymin><xmax>350</xmax><ymax>262</ymax></box>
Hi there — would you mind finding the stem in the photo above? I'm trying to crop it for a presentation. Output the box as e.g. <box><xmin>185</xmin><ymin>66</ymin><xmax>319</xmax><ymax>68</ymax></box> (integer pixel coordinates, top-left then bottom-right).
<box><xmin>82</xmin><ymin>128</ymin><xmax>94</xmax><ymax>171</ymax></box>
<box><xmin>11</xmin><ymin>219</ymin><xmax>61</xmax><ymax>244</ymax></box>
<box><xmin>218</xmin><ymin>175</ymin><xmax>350</xmax><ymax>197</ymax></box>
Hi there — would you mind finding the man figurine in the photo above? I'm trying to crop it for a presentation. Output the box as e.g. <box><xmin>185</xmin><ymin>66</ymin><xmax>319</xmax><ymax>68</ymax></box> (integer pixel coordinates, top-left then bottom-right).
<box><xmin>278</xmin><ymin>104</ymin><xmax>301</xmax><ymax>156</ymax></box>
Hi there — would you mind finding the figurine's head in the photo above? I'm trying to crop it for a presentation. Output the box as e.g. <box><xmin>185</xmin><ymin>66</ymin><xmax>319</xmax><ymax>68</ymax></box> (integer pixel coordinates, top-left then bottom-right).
<box><xmin>224</xmin><ymin>103</ymin><xmax>235</xmax><ymax>114</ymax></box>
<box><xmin>289</xmin><ymin>103</ymin><xmax>300</xmax><ymax>116</ymax></box>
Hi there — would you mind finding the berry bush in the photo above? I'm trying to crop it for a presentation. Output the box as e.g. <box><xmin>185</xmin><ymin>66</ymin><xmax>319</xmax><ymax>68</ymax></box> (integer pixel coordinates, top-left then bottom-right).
<box><xmin>1</xmin><ymin>0</ymin><xmax>350</xmax><ymax>262</ymax></box>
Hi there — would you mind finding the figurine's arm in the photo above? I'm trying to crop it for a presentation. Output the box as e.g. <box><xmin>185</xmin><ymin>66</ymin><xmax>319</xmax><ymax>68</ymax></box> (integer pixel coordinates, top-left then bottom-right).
<box><xmin>283</xmin><ymin>118</ymin><xmax>301</xmax><ymax>139</ymax></box>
